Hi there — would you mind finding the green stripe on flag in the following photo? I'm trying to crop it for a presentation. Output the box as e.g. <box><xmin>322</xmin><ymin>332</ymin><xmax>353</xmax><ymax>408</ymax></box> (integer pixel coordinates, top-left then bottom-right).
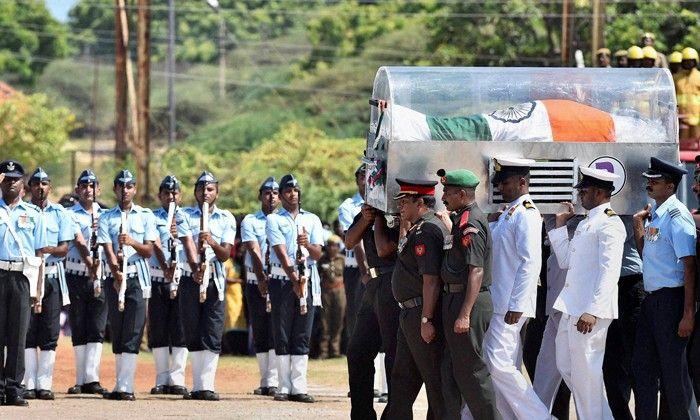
<box><xmin>426</xmin><ymin>114</ymin><xmax>492</xmax><ymax>141</ymax></box>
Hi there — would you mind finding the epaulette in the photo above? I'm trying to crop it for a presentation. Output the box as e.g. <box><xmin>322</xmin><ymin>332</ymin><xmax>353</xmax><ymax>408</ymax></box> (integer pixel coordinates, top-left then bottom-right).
<box><xmin>604</xmin><ymin>208</ymin><xmax>617</xmax><ymax>217</ymax></box>
<box><xmin>523</xmin><ymin>200</ymin><xmax>535</xmax><ymax>210</ymax></box>
<box><xmin>669</xmin><ymin>208</ymin><xmax>681</xmax><ymax>219</ymax></box>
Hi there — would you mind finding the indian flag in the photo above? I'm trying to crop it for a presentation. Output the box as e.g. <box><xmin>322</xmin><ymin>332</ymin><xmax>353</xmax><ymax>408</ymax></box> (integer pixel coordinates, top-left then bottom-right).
<box><xmin>392</xmin><ymin>99</ymin><xmax>617</xmax><ymax>143</ymax></box>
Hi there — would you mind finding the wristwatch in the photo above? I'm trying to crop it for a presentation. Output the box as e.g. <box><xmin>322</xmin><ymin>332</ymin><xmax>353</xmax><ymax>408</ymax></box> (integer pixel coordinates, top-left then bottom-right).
<box><xmin>421</xmin><ymin>316</ymin><xmax>433</xmax><ymax>324</ymax></box>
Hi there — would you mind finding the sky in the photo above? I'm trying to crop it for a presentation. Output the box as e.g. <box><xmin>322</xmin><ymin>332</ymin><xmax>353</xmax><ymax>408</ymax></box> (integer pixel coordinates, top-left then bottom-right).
<box><xmin>45</xmin><ymin>0</ymin><xmax>79</xmax><ymax>22</ymax></box>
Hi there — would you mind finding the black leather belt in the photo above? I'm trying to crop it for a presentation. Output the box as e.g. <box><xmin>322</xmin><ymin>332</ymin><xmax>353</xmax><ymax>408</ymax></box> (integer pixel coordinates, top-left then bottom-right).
<box><xmin>368</xmin><ymin>265</ymin><xmax>394</xmax><ymax>279</ymax></box>
<box><xmin>398</xmin><ymin>296</ymin><xmax>422</xmax><ymax>309</ymax></box>
<box><xmin>443</xmin><ymin>283</ymin><xmax>489</xmax><ymax>293</ymax></box>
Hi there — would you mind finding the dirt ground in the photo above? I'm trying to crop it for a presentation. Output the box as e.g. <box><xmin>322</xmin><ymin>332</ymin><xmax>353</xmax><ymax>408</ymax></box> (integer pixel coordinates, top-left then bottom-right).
<box><xmin>8</xmin><ymin>337</ymin><xmax>428</xmax><ymax>419</ymax></box>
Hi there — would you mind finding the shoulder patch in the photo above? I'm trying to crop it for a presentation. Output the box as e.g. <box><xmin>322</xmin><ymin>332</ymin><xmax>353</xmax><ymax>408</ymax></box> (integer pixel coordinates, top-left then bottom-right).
<box><xmin>414</xmin><ymin>244</ymin><xmax>426</xmax><ymax>257</ymax></box>
<box><xmin>523</xmin><ymin>200</ymin><xmax>535</xmax><ymax>210</ymax></box>
<box><xmin>604</xmin><ymin>208</ymin><xmax>617</xmax><ymax>217</ymax></box>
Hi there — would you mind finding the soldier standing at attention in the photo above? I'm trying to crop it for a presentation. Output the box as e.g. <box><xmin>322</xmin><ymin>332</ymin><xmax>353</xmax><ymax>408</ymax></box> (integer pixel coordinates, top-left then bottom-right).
<box><xmin>632</xmin><ymin>158</ymin><xmax>699</xmax><ymax>419</ymax></box>
<box><xmin>23</xmin><ymin>168</ymin><xmax>75</xmax><ymax>400</ymax></box>
<box><xmin>438</xmin><ymin>168</ymin><xmax>500</xmax><ymax>419</ymax></box>
<box><xmin>180</xmin><ymin>171</ymin><xmax>236</xmax><ymax>401</ymax></box>
<box><xmin>148</xmin><ymin>175</ymin><xmax>193</xmax><ymax>396</ymax></box>
<box><xmin>241</xmin><ymin>176</ymin><xmax>279</xmax><ymax>396</ymax></box>
<box><xmin>483</xmin><ymin>157</ymin><xmax>550</xmax><ymax>419</ymax></box>
<box><xmin>266</xmin><ymin>174</ymin><xmax>324</xmax><ymax>403</ymax></box>
<box><xmin>0</xmin><ymin>160</ymin><xmax>46</xmax><ymax>407</ymax></box>
<box><xmin>99</xmin><ymin>169</ymin><xmax>157</xmax><ymax>401</ymax></box>
<box><xmin>65</xmin><ymin>169</ymin><xmax>107</xmax><ymax>396</ymax></box>
<box><xmin>384</xmin><ymin>178</ymin><xmax>448</xmax><ymax>419</ymax></box>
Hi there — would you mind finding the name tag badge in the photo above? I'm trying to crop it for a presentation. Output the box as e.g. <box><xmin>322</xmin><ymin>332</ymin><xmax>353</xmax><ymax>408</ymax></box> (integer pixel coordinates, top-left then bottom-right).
<box><xmin>443</xmin><ymin>234</ymin><xmax>453</xmax><ymax>250</ymax></box>
<box><xmin>644</xmin><ymin>226</ymin><xmax>660</xmax><ymax>242</ymax></box>
<box><xmin>18</xmin><ymin>214</ymin><xmax>33</xmax><ymax>229</ymax></box>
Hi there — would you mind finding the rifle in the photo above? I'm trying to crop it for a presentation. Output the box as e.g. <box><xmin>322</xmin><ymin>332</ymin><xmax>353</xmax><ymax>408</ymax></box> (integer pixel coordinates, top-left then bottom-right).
<box><xmin>166</xmin><ymin>201</ymin><xmax>179</xmax><ymax>299</ymax></box>
<box><xmin>296</xmin><ymin>224</ymin><xmax>308</xmax><ymax>315</ymax></box>
<box><xmin>91</xmin><ymin>201</ymin><xmax>102</xmax><ymax>297</ymax></box>
<box><xmin>34</xmin><ymin>187</ymin><xmax>46</xmax><ymax>314</ymax></box>
<box><xmin>263</xmin><ymin>191</ymin><xmax>273</xmax><ymax>313</ymax></box>
<box><xmin>117</xmin><ymin>184</ymin><xmax>128</xmax><ymax>312</ymax></box>
<box><xmin>198</xmin><ymin>201</ymin><xmax>211</xmax><ymax>303</ymax></box>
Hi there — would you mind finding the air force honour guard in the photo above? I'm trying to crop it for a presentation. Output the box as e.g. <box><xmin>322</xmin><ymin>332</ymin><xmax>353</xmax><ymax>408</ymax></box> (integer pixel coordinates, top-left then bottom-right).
<box><xmin>438</xmin><ymin>168</ymin><xmax>500</xmax><ymax>420</ymax></box>
<box><xmin>23</xmin><ymin>168</ymin><xmax>75</xmax><ymax>400</ymax></box>
<box><xmin>148</xmin><ymin>175</ymin><xmax>192</xmax><ymax>396</ymax></box>
<box><xmin>65</xmin><ymin>169</ymin><xmax>107</xmax><ymax>395</ymax></box>
<box><xmin>632</xmin><ymin>158</ymin><xmax>699</xmax><ymax>419</ymax></box>
<box><xmin>180</xmin><ymin>171</ymin><xmax>236</xmax><ymax>401</ymax></box>
<box><xmin>99</xmin><ymin>169</ymin><xmax>157</xmax><ymax>401</ymax></box>
<box><xmin>0</xmin><ymin>160</ymin><xmax>47</xmax><ymax>406</ymax></box>
<box><xmin>266</xmin><ymin>174</ymin><xmax>324</xmax><ymax>403</ymax></box>
<box><xmin>549</xmin><ymin>167</ymin><xmax>626</xmax><ymax>420</ymax></box>
<box><xmin>484</xmin><ymin>157</ymin><xmax>550</xmax><ymax>419</ymax></box>
<box><xmin>241</xmin><ymin>176</ymin><xmax>280</xmax><ymax>396</ymax></box>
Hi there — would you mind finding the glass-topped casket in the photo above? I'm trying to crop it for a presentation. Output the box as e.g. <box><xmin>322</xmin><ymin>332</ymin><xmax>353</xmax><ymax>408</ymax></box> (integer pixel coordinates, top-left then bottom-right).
<box><xmin>364</xmin><ymin>66</ymin><xmax>678</xmax><ymax>215</ymax></box>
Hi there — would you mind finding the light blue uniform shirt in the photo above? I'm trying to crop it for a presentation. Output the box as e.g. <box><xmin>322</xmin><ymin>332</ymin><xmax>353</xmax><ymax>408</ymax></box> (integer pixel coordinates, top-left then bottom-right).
<box><xmin>42</xmin><ymin>201</ymin><xmax>77</xmax><ymax>264</ymax></box>
<box><xmin>97</xmin><ymin>204</ymin><xmax>158</xmax><ymax>296</ymax></box>
<box><xmin>182</xmin><ymin>205</ymin><xmax>236</xmax><ymax>300</ymax></box>
<box><xmin>337</xmin><ymin>192</ymin><xmax>363</xmax><ymax>232</ymax></box>
<box><xmin>66</xmin><ymin>202</ymin><xmax>103</xmax><ymax>267</ymax></box>
<box><xmin>149</xmin><ymin>206</ymin><xmax>192</xmax><ymax>271</ymax></box>
<box><xmin>266</xmin><ymin>207</ymin><xmax>324</xmax><ymax>306</ymax></box>
<box><xmin>241</xmin><ymin>210</ymin><xmax>268</xmax><ymax>282</ymax></box>
<box><xmin>642</xmin><ymin>195</ymin><xmax>697</xmax><ymax>292</ymax></box>
<box><xmin>0</xmin><ymin>199</ymin><xmax>47</xmax><ymax>261</ymax></box>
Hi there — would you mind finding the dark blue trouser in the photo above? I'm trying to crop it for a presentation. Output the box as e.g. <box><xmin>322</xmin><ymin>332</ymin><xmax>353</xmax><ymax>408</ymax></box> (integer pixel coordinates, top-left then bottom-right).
<box><xmin>105</xmin><ymin>275</ymin><xmax>147</xmax><ymax>354</ymax></box>
<box><xmin>245</xmin><ymin>282</ymin><xmax>274</xmax><ymax>353</ymax></box>
<box><xmin>178</xmin><ymin>275</ymin><xmax>224</xmax><ymax>353</ymax></box>
<box><xmin>66</xmin><ymin>273</ymin><xmax>107</xmax><ymax>345</ymax></box>
<box><xmin>633</xmin><ymin>286</ymin><xmax>698</xmax><ymax>420</ymax></box>
<box><xmin>26</xmin><ymin>276</ymin><xmax>61</xmax><ymax>350</ymax></box>
<box><xmin>269</xmin><ymin>279</ymin><xmax>314</xmax><ymax>355</ymax></box>
<box><xmin>148</xmin><ymin>281</ymin><xmax>186</xmax><ymax>349</ymax></box>
<box><xmin>0</xmin><ymin>270</ymin><xmax>31</xmax><ymax>398</ymax></box>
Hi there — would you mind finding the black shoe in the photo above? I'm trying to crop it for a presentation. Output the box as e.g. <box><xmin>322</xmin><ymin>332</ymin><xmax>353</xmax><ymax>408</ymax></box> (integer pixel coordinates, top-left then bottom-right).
<box><xmin>290</xmin><ymin>393</ymin><xmax>315</xmax><ymax>403</ymax></box>
<box><xmin>103</xmin><ymin>391</ymin><xmax>122</xmax><ymax>400</ymax></box>
<box><xmin>82</xmin><ymin>382</ymin><xmax>106</xmax><ymax>395</ymax></box>
<box><xmin>120</xmin><ymin>392</ymin><xmax>135</xmax><ymax>401</ymax></box>
<box><xmin>67</xmin><ymin>384</ymin><xmax>82</xmax><ymax>394</ymax></box>
<box><xmin>266</xmin><ymin>386</ymin><xmax>278</xmax><ymax>396</ymax></box>
<box><xmin>183</xmin><ymin>391</ymin><xmax>193</xmax><ymax>400</ymax></box>
<box><xmin>23</xmin><ymin>389</ymin><xmax>36</xmax><ymax>400</ymax></box>
<box><xmin>36</xmin><ymin>390</ymin><xmax>54</xmax><ymax>400</ymax></box>
<box><xmin>150</xmin><ymin>385</ymin><xmax>167</xmax><ymax>395</ymax></box>
<box><xmin>185</xmin><ymin>390</ymin><xmax>202</xmax><ymax>400</ymax></box>
<box><xmin>274</xmin><ymin>393</ymin><xmax>289</xmax><ymax>401</ymax></box>
<box><xmin>199</xmin><ymin>390</ymin><xmax>220</xmax><ymax>401</ymax></box>
<box><xmin>168</xmin><ymin>385</ymin><xmax>188</xmax><ymax>396</ymax></box>
<box><xmin>253</xmin><ymin>387</ymin><xmax>267</xmax><ymax>395</ymax></box>
<box><xmin>4</xmin><ymin>395</ymin><xmax>29</xmax><ymax>406</ymax></box>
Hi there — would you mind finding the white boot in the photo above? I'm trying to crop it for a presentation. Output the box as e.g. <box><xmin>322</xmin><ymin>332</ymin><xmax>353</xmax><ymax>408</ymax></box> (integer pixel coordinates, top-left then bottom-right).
<box><xmin>256</xmin><ymin>352</ymin><xmax>269</xmax><ymax>388</ymax></box>
<box><xmin>200</xmin><ymin>350</ymin><xmax>219</xmax><ymax>392</ymax></box>
<box><xmin>378</xmin><ymin>352</ymin><xmax>388</xmax><ymax>394</ymax></box>
<box><xmin>373</xmin><ymin>353</ymin><xmax>383</xmax><ymax>393</ymax></box>
<box><xmin>120</xmin><ymin>353</ymin><xmax>137</xmax><ymax>394</ymax></box>
<box><xmin>190</xmin><ymin>351</ymin><xmax>203</xmax><ymax>392</ymax></box>
<box><xmin>37</xmin><ymin>350</ymin><xmax>56</xmax><ymax>391</ymax></box>
<box><xmin>276</xmin><ymin>355</ymin><xmax>291</xmax><ymax>395</ymax></box>
<box><xmin>113</xmin><ymin>354</ymin><xmax>123</xmax><ymax>392</ymax></box>
<box><xmin>84</xmin><ymin>342</ymin><xmax>102</xmax><ymax>383</ymax></box>
<box><xmin>266</xmin><ymin>349</ymin><xmax>278</xmax><ymax>388</ymax></box>
<box><xmin>23</xmin><ymin>348</ymin><xmax>38</xmax><ymax>390</ymax></box>
<box><xmin>290</xmin><ymin>355</ymin><xmax>308</xmax><ymax>395</ymax></box>
<box><xmin>170</xmin><ymin>347</ymin><xmax>188</xmax><ymax>387</ymax></box>
<box><xmin>73</xmin><ymin>345</ymin><xmax>86</xmax><ymax>385</ymax></box>
<box><xmin>152</xmin><ymin>347</ymin><xmax>170</xmax><ymax>387</ymax></box>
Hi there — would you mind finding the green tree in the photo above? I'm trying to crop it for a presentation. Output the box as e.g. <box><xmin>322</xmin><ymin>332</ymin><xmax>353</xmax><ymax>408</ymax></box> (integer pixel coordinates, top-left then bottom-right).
<box><xmin>0</xmin><ymin>1</ymin><xmax>68</xmax><ymax>84</ymax></box>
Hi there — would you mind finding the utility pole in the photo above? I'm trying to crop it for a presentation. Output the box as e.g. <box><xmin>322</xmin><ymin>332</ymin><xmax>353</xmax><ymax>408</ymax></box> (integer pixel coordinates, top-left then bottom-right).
<box><xmin>591</xmin><ymin>0</ymin><xmax>605</xmax><ymax>67</ymax></box>
<box><xmin>137</xmin><ymin>0</ymin><xmax>151</xmax><ymax>200</ymax></box>
<box><xmin>167</xmin><ymin>0</ymin><xmax>176</xmax><ymax>144</ymax></box>
<box><xmin>115</xmin><ymin>0</ymin><xmax>127</xmax><ymax>163</ymax></box>
<box><xmin>561</xmin><ymin>0</ymin><xmax>569</xmax><ymax>66</ymax></box>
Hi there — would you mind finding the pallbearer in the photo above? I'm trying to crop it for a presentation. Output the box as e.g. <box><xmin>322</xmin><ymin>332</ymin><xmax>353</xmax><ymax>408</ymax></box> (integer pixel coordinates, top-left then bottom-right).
<box><xmin>241</xmin><ymin>177</ymin><xmax>280</xmax><ymax>396</ymax></box>
<box><xmin>99</xmin><ymin>169</ymin><xmax>157</xmax><ymax>401</ymax></box>
<box><xmin>148</xmin><ymin>175</ymin><xmax>194</xmax><ymax>396</ymax></box>
<box><xmin>266</xmin><ymin>174</ymin><xmax>324</xmax><ymax>403</ymax></box>
<box><xmin>180</xmin><ymin>171</ymin><xmax>236</xmax><ymax>401</ymax></box>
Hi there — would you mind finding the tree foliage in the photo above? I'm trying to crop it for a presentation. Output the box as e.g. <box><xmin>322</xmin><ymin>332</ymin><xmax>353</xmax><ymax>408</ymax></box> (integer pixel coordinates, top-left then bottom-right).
<box><xmin>0</xmin><ymin>1</ymin><xmax>68</xmax><ymax>84</ymax></box>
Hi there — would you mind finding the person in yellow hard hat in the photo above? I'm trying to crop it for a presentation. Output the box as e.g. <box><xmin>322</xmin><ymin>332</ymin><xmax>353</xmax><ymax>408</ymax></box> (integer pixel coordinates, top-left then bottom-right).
<box><xmin>641</xmin><ymin>32</ymin><xmax>669</xmax><ymax>68</ymax></box>
<box><xmin>676</xmin><ymin>47</ymin><xmax>700</xmax><ymax>144</ymax></box>
<box><xmin>614</xmin><ymin>50</ymin><xmax>628</xmax><ymax>68</ymax></box>
<box><xmin>628</xmin><ymin>46</ymin><xmax>643</xmax><ymax>68</ymax></box>
<box><xmin>641</xmin><ymin>46</ymin><xmax>658</xmax><ymax>68</ymax></box>
<box><xmin>670</xmin><ymin>51</ymin><xmax>683</xmax><ymax>76</ymax></box>
<box><xmin>596</xmin><ymin>48</ymin><xmax>612</xmax><ymax>68</ymax></box>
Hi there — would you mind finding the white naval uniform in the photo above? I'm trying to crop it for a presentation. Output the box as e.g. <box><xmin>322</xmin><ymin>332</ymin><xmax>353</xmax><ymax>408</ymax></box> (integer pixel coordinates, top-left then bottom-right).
<box><xmin>549</xmin><ymin>202</ymin><xmax>625</xmax><ymax>420</ymax></box>
<box><xmin>483</xmin><ymin>194</ymin><xmax>550</xmax><ymax>419</ymax></box>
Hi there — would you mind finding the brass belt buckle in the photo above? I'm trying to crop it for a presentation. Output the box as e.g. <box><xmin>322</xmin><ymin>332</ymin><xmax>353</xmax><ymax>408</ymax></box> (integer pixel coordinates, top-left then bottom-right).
<box><xmin>369</xmin><ymin>267</ymin><xmax>378</xmax><ymax>279</ymax></box>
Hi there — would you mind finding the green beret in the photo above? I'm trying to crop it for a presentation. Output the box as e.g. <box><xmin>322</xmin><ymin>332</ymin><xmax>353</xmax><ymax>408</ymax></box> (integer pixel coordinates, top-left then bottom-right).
<box><xmin>436</xmin><ymin>168</ymin><xmax>480</xmax><ymax>188</ymax></box>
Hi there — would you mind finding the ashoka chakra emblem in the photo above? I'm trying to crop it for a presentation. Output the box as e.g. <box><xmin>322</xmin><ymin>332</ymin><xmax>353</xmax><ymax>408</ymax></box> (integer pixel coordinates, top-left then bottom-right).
<box><xmin>489</xmin><ymin>101</ymin><xmax>536</xmax><ymax>123</ymax></box>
